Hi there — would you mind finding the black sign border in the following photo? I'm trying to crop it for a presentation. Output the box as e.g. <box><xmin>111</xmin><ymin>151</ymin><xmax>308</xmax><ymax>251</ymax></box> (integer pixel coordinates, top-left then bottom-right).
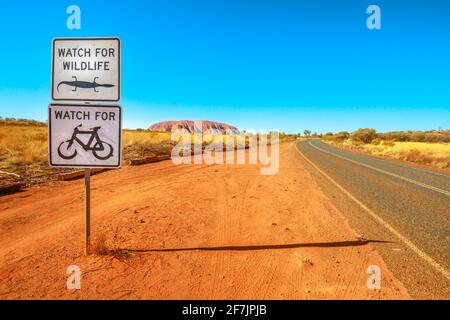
<box><xmin>51</xmin><ymin>37</ymin><xmax>121</xmax><ymax>102</ymax></box>
<box><xmin>48</xmin><ymin>104</ymin><xmax>122</xmax><ymax>168</ymax></box>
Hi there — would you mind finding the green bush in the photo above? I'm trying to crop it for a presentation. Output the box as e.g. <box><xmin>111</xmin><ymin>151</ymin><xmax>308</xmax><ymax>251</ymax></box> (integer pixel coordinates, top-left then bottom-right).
<box><xmin>333</xmin><ymin>131</ymin><xmax>350</xmax><ymax>142</ymax></box>
<box><xmin>351</xmin><ymin>128</ymin><xmax>377</xmax><ymax>144</ymax></box>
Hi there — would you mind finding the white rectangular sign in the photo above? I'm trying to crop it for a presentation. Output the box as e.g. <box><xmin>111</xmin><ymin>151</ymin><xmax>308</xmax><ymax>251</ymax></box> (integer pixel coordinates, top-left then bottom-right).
<box><xmin>49</xmin><ymin>104</ymin><xmax>122</xmax><ymax>168</ymax></box>
<box><xmin>52</xmin><ymin>38</ymin><xmax>121</xmax><ymax>102</ymax></box>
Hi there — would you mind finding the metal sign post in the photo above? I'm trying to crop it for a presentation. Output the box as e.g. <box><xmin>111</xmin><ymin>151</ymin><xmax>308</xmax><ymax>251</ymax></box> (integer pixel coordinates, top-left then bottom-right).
<box><xmin>84</xmin><ymin>169</ymin><xmax>91</xmax><ymax>256</ymax></box>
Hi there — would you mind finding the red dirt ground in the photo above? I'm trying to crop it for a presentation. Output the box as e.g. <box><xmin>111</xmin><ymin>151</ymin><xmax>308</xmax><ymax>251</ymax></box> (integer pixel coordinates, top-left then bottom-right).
<box><xmin>0</xmin><ymin>142</ymin><xmax>409</xmax><ymax>299</ymax></box>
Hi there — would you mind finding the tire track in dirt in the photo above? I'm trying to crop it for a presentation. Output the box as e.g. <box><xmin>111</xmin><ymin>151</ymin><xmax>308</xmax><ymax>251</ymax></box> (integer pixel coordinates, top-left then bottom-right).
<box><xmin>225</xmin><ymin>170</ymin><xmax>266</xmax><ymax>299</ymax></box>
<box><xmin>206</xmin><ymin>166</ymin><xmax>254</xmax><ymax>298</ymax></box>
<box><xmin>0</xmin><ymin>142</ymin><xmax>409</xmax><ymax>299</ymax></box>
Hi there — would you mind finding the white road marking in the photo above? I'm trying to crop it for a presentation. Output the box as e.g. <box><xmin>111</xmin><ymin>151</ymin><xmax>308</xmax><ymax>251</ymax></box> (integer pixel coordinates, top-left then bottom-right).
<box><xmin>295</xmin><ymin>142</ymin><xmax>450</xmax><ymax>281</ymax></box>
<box><xmin>377</xmin><ymin>159</ymin><xmax>450</xmax><ymax>179</ymax></box>
<box><xmin>308</xmin><ymin>140</ymin><xmax>450</xmax><ymax>197</ymax></box>
<box><xmin>321</xmin><ymin>141</ymin><xmax>450</xmax><ymax>180</ymax></box>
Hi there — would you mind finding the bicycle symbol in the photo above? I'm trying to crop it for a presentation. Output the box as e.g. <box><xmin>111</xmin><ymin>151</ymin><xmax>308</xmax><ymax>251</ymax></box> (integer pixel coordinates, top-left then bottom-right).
<box><xmin>58</xmin><ymin>124</ymin><xmax>114</xmax><ymax>160</ymax></box>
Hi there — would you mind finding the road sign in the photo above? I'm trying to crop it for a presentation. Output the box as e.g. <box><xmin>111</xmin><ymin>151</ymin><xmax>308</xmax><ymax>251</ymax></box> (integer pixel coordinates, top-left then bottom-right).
<box><xmin>52</xmin><ymin>37</ymin><xmax>121</xmax><ymax>102</ymax></box>
<box><xmin>49</xmin><ymin>104</ymin><xmax>122</xmax><ymax>168</ymax></box>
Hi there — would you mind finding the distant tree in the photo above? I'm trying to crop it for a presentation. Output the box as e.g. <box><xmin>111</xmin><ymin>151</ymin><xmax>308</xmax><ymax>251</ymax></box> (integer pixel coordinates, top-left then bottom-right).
<box><xmin>351</xmin><ymin>128</ymin><xmax>377</xmax><ymax>144</ymax></box>
<box><xmin>303</xmin><ymin>130</ymin><xmax>311</xmax><ymax>137</ymax></box>
<box><xmin>334</xmin><ymin>131</ymin><xmax>350</xmax><ymax>142</ymax></box>
<box><xmin>321</xmin><ymin>132</ymin><xmax>334</xmax><ymax>140</ymax></box>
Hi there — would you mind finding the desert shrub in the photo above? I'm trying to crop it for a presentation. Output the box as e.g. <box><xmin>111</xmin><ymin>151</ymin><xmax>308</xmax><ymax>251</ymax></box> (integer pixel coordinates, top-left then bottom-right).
<box><xmin>0</xmin><ymin>118</ymin><xmax>46</xmax><ymax>127</ymax></box>
<box><xmin>422</xmin><ymin>132</ymin><xmax>450</xmax><ymax>143</ymax></box>
<box><xmin>404</xmin><ymin>149</ymin><xmax>420</xmax><ymax>162</ymax></box>
<box><xmin>351</xmin><ymin>139</ymin><xmax>364</xmax><ymax>146</ymax></box>
<box><xmin>382</xmin><ymin>140</ymin><xmax>395</xmax><ymax>147</ymax></box>
<box><xmin>371</xmin><ymin>138</ymin><xmax>381</xmax><ymax>145</ymax></box>
<box><xmin>0</xmin><ymin>125</ymin><xmax>48</xmax><ymax>167</ymax></box>
<box><xmin>422</xmin><ymin>133</ymin><xmax>438</xmax><ymax>142</ymax></box>
<box><xmin>351</xmin><ymin>128</ymin><xmax>378</xmax><ymax>144</ymax></box>
<box><xmin>441</xmin><ymin>160</ymin><xmax>450</xmax><ymax>169</ymax></box>
<box><xmin>278</xmin><ymin>132</ymin><xmax>299</xmax><ymax>141</ymax></box>
<box><xmin>410</xmin><ymin>131</ymin><xmax>426</xmax><ymax>142</ymax></box>
<box><xmin>378</xmin><ymin>130</ymin><xmax>450</xmax><ymax>143</ymax></box>
<box><xmin>333</xmin><ymin>131</ymin><xmax>350</xmax><ymax>142</ymax></box>
<box><xmin>403</xmin><ymin>149</ymin><xmax>433</xmax><ymax>164</ymax></box>
<box><xmin>398</xmin><ymin>133</ymin><xmax>411</xmax><ymax>142</ymax></box>
<box><xmin>322</xmin><ymin>133</ymin><xmax>334</xmax><ymax>140</ymax></box>
<box><xmin>93</xmin><ymin>233</ymin><xmax>109</xmax><ymax>255</ymax></box>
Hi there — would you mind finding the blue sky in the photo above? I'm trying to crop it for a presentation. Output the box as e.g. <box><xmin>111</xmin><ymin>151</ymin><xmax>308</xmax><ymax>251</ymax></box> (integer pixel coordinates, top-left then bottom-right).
<box><xmin>0</xmin><ymin>0</ymin><xmax>449</xmax><ymax>133</ymax></box>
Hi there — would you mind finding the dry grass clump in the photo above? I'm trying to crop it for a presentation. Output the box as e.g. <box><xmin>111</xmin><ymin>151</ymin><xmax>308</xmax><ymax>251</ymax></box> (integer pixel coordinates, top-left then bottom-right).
<box><xmin>122</xmin><ymin>130</ymin><xmax>172</xmax><ymax>147</ymax></box>
<box><xmin>0</xmin><ymin>118</ymin><xmax>46</xmax><ymax>127</ymax></box>
<box><xmin>324</xmin><ymin>128</ymin><xmax>450</xmax><ymax>170</ymax></box>
<box><xmin>361</xmin><ymin>142</ymin><xmax>450</xmax><ymax>169</ymax></box>
<box><xmin>92</xmin><ymin>227</ymin><xmax>130</xmax><ymax>259</ymax></box>
<box><xmin>0</xmin><ymin>125</ymin><xmax>48</xmax><ymax>167</ymax></box>
<box><xmin>379</xmin><ymin>131</ymin><xmax>450</xmax><ymax>143</ymax></box>
<box><xmin>122</xmin><ymin>130</ymin><xmax>175</xmax><ymax>159</ymax></box>
<box><xmin>92</xmin><ymin>232</ymin><xmax>109</xmax><ymax>256</ymax></box>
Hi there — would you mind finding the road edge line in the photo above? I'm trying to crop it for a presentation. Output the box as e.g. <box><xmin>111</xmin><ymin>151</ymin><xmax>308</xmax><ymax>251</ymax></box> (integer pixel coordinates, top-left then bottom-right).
<box><xmin>295</xmin><ymin>142</ymin><xmax>450</xmax><ymax>281</ymax></box>
<box><xmin>308</xmin><ymin>140</ymin><xmax>450</xmax><ymax>197</ymax></box>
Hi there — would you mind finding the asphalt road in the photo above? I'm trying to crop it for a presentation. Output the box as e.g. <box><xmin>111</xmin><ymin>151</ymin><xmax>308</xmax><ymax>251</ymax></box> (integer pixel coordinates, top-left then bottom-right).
<box><xmin>296</xmin><ymin>139</ymin><xmax>450</xmax><ymax>299</ymax></box>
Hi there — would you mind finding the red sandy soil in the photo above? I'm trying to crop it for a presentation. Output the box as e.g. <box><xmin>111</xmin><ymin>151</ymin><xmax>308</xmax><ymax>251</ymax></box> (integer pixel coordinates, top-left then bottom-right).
<box><xmin>0</xmin><ymin>142</ymin><xmax>409</xmax><ymax>299</ymax></box>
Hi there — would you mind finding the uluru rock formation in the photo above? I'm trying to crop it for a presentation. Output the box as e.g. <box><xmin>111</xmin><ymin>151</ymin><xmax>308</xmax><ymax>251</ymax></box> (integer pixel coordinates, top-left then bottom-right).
<box><xmin>149</xmin><ymin>120</ymin><xmax>240</xmax><ymax>134</ymax></box>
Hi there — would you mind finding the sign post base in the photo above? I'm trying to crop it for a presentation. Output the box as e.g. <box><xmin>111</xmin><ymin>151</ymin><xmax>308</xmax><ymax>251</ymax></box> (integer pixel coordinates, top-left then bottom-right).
<box><xmin>85</xmin><ymin>168</ymin><xmax>91</xmax><ymax>256</ymax></box>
